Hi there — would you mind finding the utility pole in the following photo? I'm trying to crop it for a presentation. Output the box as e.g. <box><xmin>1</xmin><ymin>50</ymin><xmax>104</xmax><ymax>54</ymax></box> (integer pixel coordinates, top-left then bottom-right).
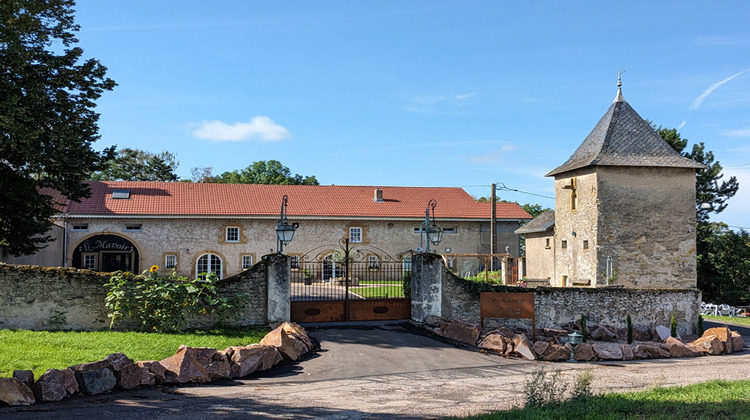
<box><xmin>490</xmin><ymin>183</ymin><xmax>496</xmax><ymax>271</ymax></box>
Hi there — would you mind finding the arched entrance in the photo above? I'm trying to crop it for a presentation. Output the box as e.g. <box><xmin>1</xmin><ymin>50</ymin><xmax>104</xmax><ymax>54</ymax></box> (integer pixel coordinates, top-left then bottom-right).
<box><xmin>72</xmin><ymin>234</ymin><xmax>139</xmax><ymax>273</ymax></box>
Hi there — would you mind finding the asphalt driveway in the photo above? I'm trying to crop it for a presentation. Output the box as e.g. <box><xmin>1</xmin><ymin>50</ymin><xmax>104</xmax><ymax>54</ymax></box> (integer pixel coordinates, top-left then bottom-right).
<box><xmin>2</xmin><ymin>322</ymin><xmax>749</xmax><ymax>419</ymax></box>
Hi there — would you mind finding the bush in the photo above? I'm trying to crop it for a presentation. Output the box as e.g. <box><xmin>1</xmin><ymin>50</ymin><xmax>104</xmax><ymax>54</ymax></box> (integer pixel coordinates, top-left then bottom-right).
<box><xmin>402</xmin><ymin>270</ymin><xmax>412</xmax><ymax>299</ymax></box>
<box><xmin>627</xmin><ymin>314</ymin><xmax>633</xmax><ymax>344</ymax></box>
<box><xmin>104</xmin><ymin>269</ymin><xmax>248</xmax><ymax>332</ymax></box>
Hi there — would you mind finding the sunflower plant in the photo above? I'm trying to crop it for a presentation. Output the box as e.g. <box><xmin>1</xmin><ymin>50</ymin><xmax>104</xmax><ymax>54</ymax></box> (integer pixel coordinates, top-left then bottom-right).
<box><xmin>104</xmin><ymin>270</ymin><xmax>247</xmax><ymax>332</ymax></box>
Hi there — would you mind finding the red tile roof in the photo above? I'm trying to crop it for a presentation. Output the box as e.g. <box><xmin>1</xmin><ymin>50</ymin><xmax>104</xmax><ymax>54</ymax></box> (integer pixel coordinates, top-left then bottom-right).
<box><xmin>55</xmin><ymin>182</ymin><xmax>531</xmax><ymax>220</ymax></box>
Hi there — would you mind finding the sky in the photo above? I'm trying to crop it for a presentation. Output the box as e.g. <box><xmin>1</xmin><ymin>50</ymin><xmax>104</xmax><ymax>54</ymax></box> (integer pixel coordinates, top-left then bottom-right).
<box><xmin>71</xmin><ymin>1</ymin><xmax>750</xmax><ymax>229</ymax></box>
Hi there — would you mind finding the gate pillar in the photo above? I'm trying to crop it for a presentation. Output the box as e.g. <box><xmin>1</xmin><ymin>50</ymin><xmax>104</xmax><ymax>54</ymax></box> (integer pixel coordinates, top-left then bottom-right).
<box><xmin>411</xmin><ymin>253</ymin><xmax>444</xmax><ymax>322</ymax></box>
<box><xmin>267</xmin><ymin>254</ymin><xmax>291</xmax><ymax>324</ymax></box>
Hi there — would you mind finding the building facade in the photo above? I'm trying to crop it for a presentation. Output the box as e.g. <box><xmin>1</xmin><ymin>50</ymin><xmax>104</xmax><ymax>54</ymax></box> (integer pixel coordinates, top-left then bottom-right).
<box><xmin>2</xmin><ymin>182</ymin><xmax>531</xmax><ymax>279</ymax></box>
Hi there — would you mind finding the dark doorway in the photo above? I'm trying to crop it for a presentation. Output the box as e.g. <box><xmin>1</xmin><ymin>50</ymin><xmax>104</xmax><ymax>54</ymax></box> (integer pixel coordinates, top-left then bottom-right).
<box><xmin>101</xmin><ymin>253</ymin><xmax>133</xmax><ymax>272</ymax></box>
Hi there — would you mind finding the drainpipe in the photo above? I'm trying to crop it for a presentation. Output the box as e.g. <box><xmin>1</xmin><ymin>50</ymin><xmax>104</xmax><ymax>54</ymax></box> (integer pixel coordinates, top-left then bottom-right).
<box><xmin>62</xmin><ymin>215</ymin><xmax>68</xmax><ymax>267</ymax></box>
<box><xmin>490</xmin><ymin>183</ymin><xmax>496</xmax><ymax>271</ymax></box>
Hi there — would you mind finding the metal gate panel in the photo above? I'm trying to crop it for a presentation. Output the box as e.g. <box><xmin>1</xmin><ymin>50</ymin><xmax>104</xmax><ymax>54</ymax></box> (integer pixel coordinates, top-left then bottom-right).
<box><xmin>348</xmin><ymin>298</ymin><xmax>411</xmax><ymax>321</ymax></box>
<box><xmin>290</xmin><ymin>301</ymin><xmax>346</xmax><ymax>323</ymax></box>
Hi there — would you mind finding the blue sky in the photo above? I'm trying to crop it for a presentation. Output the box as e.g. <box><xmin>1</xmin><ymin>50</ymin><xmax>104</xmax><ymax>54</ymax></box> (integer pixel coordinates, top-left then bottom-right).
<box><xmin>73</xmin><ymin>1</ymin><xmax>750</xmax><ymax>229</ymax></box>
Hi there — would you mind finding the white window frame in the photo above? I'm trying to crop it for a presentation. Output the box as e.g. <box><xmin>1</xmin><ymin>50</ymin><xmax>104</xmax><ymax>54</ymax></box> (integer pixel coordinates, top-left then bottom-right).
<box><xmin>164</xmin><ymin>254</ymin><xmax>177</xmax><ymax>269</ymax></box>
<box><xmin>226</xmin><ymin>226</ymin><xmax>240</xmax><ymax>243</ymax></box>
<box><xmin>241</xmin><ymin>254</ymin><xmax>253</xmax><ymax>270</ymax></box>
<box><xmin>368</xmin><ymin>255</ymin><xmax>379</xmax><ymax>269</ymax></box>
<box><xmin>349</xmin><ymin>227</ymin><xmax>363</xmax><ymax>243</ymax></box>
<box><xmin>83</xmin><ymin>254</ymin><xmax>97</xmax><ymax>270</ymax></box>
<box><xmin>290</xmin><ymin>255</ymin><xmax>301</xmax><ymax>270</ymax></box>
<box><xmin>443</xmin><ymin>227</ymin><xmax>457</xmax><ymax>234</ymax></box>
<box><xmin>196</xmin><ymin>253</ymin><xmax>223</xmax><ymax>279</ymax></box>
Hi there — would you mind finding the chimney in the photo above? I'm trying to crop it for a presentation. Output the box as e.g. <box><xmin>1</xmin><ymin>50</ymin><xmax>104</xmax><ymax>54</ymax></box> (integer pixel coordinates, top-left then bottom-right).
<box><xmin>373</xmin><ymin>188</ymin><xmax>384</xmax><ymax>202</ymax></box>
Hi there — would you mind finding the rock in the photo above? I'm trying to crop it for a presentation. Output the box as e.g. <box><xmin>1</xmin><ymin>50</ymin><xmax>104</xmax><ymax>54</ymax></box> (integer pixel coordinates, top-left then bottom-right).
<box><xmin>487</xmin><ymin>327</ymin><xmax>516</xmax><ymax>339</ymax></box>
<box><xmin>511</xmin><ymin>334</ymin><xmax>536</xmax><ymax>360</ymax></box>
<box><xmin>539</xmin><ymin>328</ymin><xmax>569</xmax><ymax>339</ymax></box>
<box><xmin>620</xmin><ymin>344</ymin><xmax>634</xmax><ymax>361</ymax></box>
<box><xmin>663</xmin><ymin>337</ymin><xmax>692</xmax><ymax>358</ymax></box>
<box><xmin>74</xmin><ymin>368</ymin><xmax>117</xmax><ymax>395</ymax></box>
<box><xmin>160</xmin><ymin>347</ymin><xmax>211</xmax><ymax>384</ymax></box>
<box><xmin>590</xmin><ymin>326</ymin><xmax>617</xmax><ymax>342</ymax></box>
<box><xmin>592</xmin><ymin>342</ymin><xmax>623</xmax><ymax>360</ymax></box>
<box><xmin>178</xmin><ymin>346</ymin><xmax>219</xmax><ymax>367</ymax></box>
<box><xmin>689</xmin><ymin>335</ymin><xmax>724</xmax><ymax>355</ymax></box>
<box><xmin>12</xmin><ymin>370</ymin><xmax>34</xmax><ymax>387</ymax></box>
<box><xmin>279</xmin><ymin>322</ymin><xmax>315</xmax><ymax>350</ymax></box>
<box><xmin>0</xmin><ymin>378</ymin><xmax>35</xmax><ymax>406</ymax></box>
<box><xmin>731</xmin><ymin>331</ymin><xmax>745</xmax><ymax>352</ymax></box>
<box><xmin>205</xmin><ymin>360</ymin><xmax>231</xmax><ymax>380</ymax></box>
<box><xmin>702</xmin><ymin>327</ymin><xmax>732</xmax><ymax>353</ymax></box>
<box><xmin>136</xmin><ymin>361</ymin><xmax>167</xmax><ymax>384</ymax></box>
<box><xmin>478</xmin><ymin>334</ymin><xmax>507</xmax><ymax>354</ymax></box>
<box><xmin>632</xmin><ymin>325</ymin><xmax>653</xmax><ymax>342</ymax></box>
<box><xmin>115</xmin><ymin>362</ymin><xmax>143</xmax><ymax>390</ymax></box>
<box><xmin>633</xmin><ymin>342</ymin><xmax>670</xmax><ymax>359</ymax></box>
<box><xmin>433</xmin><ymin>327</ymin><xmax>444</xmax><ymax>336</ymax></box>
<box><xmin>138</xmin><ymin>367</ymin><xmax>156</xmax><ymax>386</ymax></box>
<box><xmin>540</xmin><ymin>343</ymin><xmax>571</xmax><ymax>362</ymax></box>
<box><xmin>531</xmin><ymin>340</ymin><xmax>550</xmax><ymax>357</ymax></box>
<box><xmin>442</xmin><ymin>320</ymin><xmax>482</xmax><ymax>346</ymax></box>
<box><xmin>574</xmin><ymin>343</ymin><xmax>595</xmax><ymax>361</ymax></box>
<box><xmin>68</xmin><ymin>352</ymin><xmax>132</xmax><ymax>373</ymax></box>
<box><xmin>32</xmin><ymin>369</ymin><xmax>78</xmax><ymax>402</ymax></box>
<box><xmin>423</xmin><ymin>315</ymin><xmax>445</xmax><ymax>327</ymax></box>
<box><xmin>228</xmin><ymin>345</ymin><xmax>282</xmax><ymax>378</ymax></box>
<box><xmin>654</xmin><ymin>325</ymin><xmax>672</xmax><ymax>342</ymax></box>
<box><xmin>685</xmin><ymin>343</ymin><xmax>708</xmax><ymax>357</ymax></box>
<box><xmin>260</xmin><ymin>328</ymin><xmax>308</xmax><ymax>361</ymax></box>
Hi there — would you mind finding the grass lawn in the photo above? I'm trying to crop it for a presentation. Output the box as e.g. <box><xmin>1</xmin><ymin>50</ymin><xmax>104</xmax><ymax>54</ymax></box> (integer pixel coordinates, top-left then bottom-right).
<box><xmin>350</xmin><ymin>285</ymin><xmax>405</xmax><ymax>299</ymax></box>
<box><xmin>358</xmin><ymin>280</ymin><xmax>402</xmax><ymax>285</ymax></box>
<box><xmin>461</xmin><ymin>379</ymin><xmax>750</xmax><ymax>419</ymax></box>
<box><xmin>0</xmin><ymin>327</ymin><xmax>268</xmax><ymax>379</ymax></box>
<box><xmin>704</xmin><ymin>315</ymin><xmax>750</xmax><ymax>326</ymax></box>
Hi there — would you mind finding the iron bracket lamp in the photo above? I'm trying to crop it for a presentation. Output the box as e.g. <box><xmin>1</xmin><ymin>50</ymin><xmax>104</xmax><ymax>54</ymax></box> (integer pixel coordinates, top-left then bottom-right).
<box><xmin>418</xmin><ymin>199</ymin><xmax>443</xmax><ymax>253</ymax></box>
<box><xmin>276</xmin><ymin>195</ymin><xmax>296</xmax><ymax>254</ymax></box>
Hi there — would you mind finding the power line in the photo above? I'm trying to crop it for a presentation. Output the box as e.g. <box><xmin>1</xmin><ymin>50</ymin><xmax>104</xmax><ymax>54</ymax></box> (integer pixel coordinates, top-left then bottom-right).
<box><xmin>495</xmin><ymin>182</ymin><xmax>555</xmax><ymax>200</ymax></box>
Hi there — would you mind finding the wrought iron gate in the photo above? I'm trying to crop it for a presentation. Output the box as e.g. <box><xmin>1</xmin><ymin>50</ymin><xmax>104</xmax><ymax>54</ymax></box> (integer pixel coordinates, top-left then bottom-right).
<box><xmin>290</xmin><ymin>239</ymin><xmax>411</xmax><ymax>323</ymax></box>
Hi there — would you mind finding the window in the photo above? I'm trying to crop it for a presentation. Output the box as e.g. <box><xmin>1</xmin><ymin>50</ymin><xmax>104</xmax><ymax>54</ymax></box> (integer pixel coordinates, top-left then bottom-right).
<box><xmin>112</xmin><ymin>189</ymin><xmax>130</xmax><ymax>199</ymax></box>
<box><xmin>368</xmin><ymin>255</ymin><xmax>379</xmax><ymax>269</ymax></box>
<box><xmin>447</xmin><ymin>257</ymin><xmax>454</xmax><ymax>270</ymax></box>
<box><xmin>570</xmin><ymin>178</ymin><xmax>578</xmax><ymax>211</ymax></box>
<box><xmin>349</xmin><ymin>227</ymin><xmax>362</xmax><ymax>243</ymax></box>
<box><xmin>443</xmin><ymin>227</ymin><xmax>457</xmax><ymax>234</ymax></box>
<box><xmin>83</xmin><ymin>254</ymin><xmax>97</xmax><ymax>270</ymax></box>
<box><xmin>561</xmin><ymin>240</ymin><xmax>568</xmax><ymax>249</ymax></box>
<box><xmin>290</xmin><ymin>255</ymin><xmax>301</xmax><ymax>269</ymax></box>
<box><xmin>562</xmin><ymin>275</ymin><xmax>569</xmax><ymax>287</ymax></box>
<box><xmin>583</xmin><ymin>240</ymin><xmax>589</xmax><ymax>250</ymax></box>
<box><xmin>125</xmin><ymin>224</ymin><xmax>142</xmax><ymax>232</ymax></box>
<box><xmin>72</xmin><ymin>224</ymin><xmax>88</xmax><ymax>231</ymax></box>
<box><xmin>226</xmin><ymin>227</ymin><xmax>240</xmax><ymax>243</ymax></box>
<box><xmin>164</xmin><ymin>254</ymin><xmax>177</xmax><ymax>269</ymax></box>
<box><xmin>241</xmin><ymin>254</ymin><xmax>253</xmax><ymax>270</ymax></box>
<box><xmin>545</xmin><ymin>238</ymin><xmax>551</xmax><ymax>249</ymax></box>
<box><xmin>196</xmin><ymin>253</ymin><xmax>222</xmax><ymax>279</ymax></box>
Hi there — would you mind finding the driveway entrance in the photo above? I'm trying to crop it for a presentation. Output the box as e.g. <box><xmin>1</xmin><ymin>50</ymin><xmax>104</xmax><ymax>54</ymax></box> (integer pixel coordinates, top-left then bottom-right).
<box><xmin>290</xmin><ymin>240</ymin><xmax>411</xmax><ymax>323</ymax></box>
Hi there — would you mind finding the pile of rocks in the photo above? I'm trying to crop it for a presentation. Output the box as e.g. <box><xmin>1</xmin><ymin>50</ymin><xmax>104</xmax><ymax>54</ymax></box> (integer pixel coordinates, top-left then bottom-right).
<box><xmin>0</xmin><ymin>322</ymin><xmax>313</xmax><ymax>406</ymax></box>
<box><xmin>424</xmin><ymin>316</ymin><xmax>745</xmax><ymax>362</ymax></box>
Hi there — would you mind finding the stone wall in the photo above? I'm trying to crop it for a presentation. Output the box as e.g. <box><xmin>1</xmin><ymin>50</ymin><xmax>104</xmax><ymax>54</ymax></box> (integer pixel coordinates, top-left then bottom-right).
<box><xmin>0</xmin><ymin>255</ymin><xmax>287</xmax><ymax>330</ymax></box>
<box><xmin>411</xmin><ymin>254</ymin><xmax>702</xmax><ymax>336</ymax></box>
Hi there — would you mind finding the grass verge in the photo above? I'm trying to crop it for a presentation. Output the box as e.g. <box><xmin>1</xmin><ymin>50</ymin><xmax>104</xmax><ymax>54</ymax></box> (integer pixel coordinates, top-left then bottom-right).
<box><xmin>350</xmin><ymin>285</ymin><xmax>404</xmax><ymax>298</ymax></box>
<box><xmin>704</xmin><ymin>314</ymin><xmax>750</xmax><ymax>326</ymax></box>
<box><xmin>0</xmin><ymin>327</ymin><xmax>268</xmax><ymax>379</ymax></box>
<box><xmin>460</xmin><ymin>379</ymin><xmax>750</xmax><ymax>419</ymax></box>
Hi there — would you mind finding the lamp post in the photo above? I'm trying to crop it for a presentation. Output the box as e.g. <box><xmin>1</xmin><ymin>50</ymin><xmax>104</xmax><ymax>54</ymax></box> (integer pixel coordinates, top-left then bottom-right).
<box><xmin>567</xmin><ymin>331</ymin><xmax>582</xmax><ymax>362</ymax></box>
<box><xmin>276</xmin><ymin>195</ymin><xmax>296</xmax><ymax>254</ymax></box>
<box><xmin>418</xmin><ymin>199</ymin><xmax>443</xmax><ymax>253</ymax></box>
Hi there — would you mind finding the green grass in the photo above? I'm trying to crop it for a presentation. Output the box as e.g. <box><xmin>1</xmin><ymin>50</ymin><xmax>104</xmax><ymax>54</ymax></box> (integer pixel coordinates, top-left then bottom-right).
<box><xmin>460</xmin><ymin>379</ymin><xmax>750</xmax><ymax>419</ymax></box>
<box><xmin>358</xmin><ymin>280</ymin><xmax>402</xmax><ymax>285</ymax></box>
<box><xmin>350</xmin><ymin>285</ymin><xmax>405</xmax><ymax>298</ymax></box>
<box><xmin>705</xmin><ymin>314</ymin><xmax>750</xmax><ymax>326</ymax></box>
<box><xmin>0</xmin><ymin>327</ymin><xmax>268</xmax><ymax>379</ymax></box>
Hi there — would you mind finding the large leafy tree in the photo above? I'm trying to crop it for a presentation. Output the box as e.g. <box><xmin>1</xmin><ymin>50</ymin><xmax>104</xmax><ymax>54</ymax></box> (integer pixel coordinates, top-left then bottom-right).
<box><xmin>1</xmin><ymin>0</ymin><xmax>116</xmax><ymax>255</ymax></box>
<box><xmin>655</xmin><ymin>125</ymin><xmax>743</xmax><ymax>303</ymax></box>
<box><xmin>91</xmin><ymin>148</ymin><xmax>178</xmax><ymax>181</ymax></box>
<box><xmin>214</xmin><ymin>160</ymin><xmax>319</xmax><ymax>185</ymax></box>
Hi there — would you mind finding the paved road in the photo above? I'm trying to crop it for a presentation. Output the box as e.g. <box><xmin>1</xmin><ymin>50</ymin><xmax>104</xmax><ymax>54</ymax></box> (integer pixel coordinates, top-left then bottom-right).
<box><xmin>2</xmin><ymin>322</ymin><xmax>749</xmax><ymax>419</ymax></box>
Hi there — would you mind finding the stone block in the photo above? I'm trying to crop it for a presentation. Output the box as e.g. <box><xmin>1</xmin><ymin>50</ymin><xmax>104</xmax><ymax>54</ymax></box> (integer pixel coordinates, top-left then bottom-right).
<box><xmin>32</xmin><ymin>369</ymin><xmax>78</xmax><ymax>402</ymax></box>
<box><xmin>74</xmin><ymin>368</ymin><xmax>117</xmax><ymax>395</ymax></box>
<box><xmin>0</xmin><ymin>378</ymin><xmax>35</xmax><ymax>406</ymax></box>
<box><xmin>136</xmin><ymin>360</ymin><xmax>167</xmax><ymax>384</ymax></box>
<box><xmin>592</xmin><ymin>342</ymin><xmax>623</xmax><ymax>360</ymax></box>
<box><xmin>478</xmin><ymin>334</ymin><xmax>506</xmax><ymax>354</ymax></box>
<box><xmin>574</xmin><ymin>343</ymin><xmax>595</xmax><ymax>361</ymax></box>
<box><xmin>260</xmin><ymin>327</ymin><xmax>308</xmax><ymax>361</ymax></box>
<box><xmin>442</xmin><ymin>320</ymin><xmax>481</xmax><ymax>346</ymax></box>
<box><xmin>12</xmin><ymin>370</ymin><xmax>34</xmax><ymax>387</ymax></box>
<box><xmin>511</xmin><ymin>334</ymin><xmax>535</xmax><ymax>360</ymax></box>
<box><xmin>160</xmin><ymin>347</ymin><xmax>211</xmax><ymax>384</ymax></box>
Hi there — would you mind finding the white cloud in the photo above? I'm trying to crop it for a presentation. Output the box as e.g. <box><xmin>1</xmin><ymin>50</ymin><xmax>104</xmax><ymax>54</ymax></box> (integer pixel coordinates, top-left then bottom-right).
<box><xmin>677</xmin><ymin>121</ymin><xmax>686</xmax><ymax>130</ymax></box>
<box><xmin>690</xmin><ymin>68</ymin><xmax>750</xmax><ymax>110</ymax></box>
<box><xmin>722</xmin><ymin>128</ymin><xmax>750</xmax><ymax>138</ymax></box>
<box><xmin>191</xmin><ymin>116</ymin><xmax>292</xmax><ymax>142</ymax></box>
<box><xmin>454</xmin><ymin>92</ymin><xmax>477</xmax><ymax>101</ymax></box>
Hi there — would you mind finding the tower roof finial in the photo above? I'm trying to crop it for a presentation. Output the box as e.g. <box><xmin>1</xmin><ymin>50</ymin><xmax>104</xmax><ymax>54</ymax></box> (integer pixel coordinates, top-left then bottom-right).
<box><xmin>614</xmin><ymin>68</ymin><xmax>625</xmax><ymax>102</ymax></box>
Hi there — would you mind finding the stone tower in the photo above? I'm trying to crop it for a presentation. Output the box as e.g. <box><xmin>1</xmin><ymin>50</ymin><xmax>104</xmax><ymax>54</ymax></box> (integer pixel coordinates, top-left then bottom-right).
<box><xmin>544</xmin><ymin>79</ymin><xmax>704</xmax><ymax>288</ymax></box>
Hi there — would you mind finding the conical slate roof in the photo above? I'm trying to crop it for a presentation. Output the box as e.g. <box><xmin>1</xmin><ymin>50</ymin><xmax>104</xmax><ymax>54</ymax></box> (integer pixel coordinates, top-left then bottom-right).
<box><xmin>546</xmin><ymin>88</ymin><xmax>705</xmax><ymax>177</ymax></box>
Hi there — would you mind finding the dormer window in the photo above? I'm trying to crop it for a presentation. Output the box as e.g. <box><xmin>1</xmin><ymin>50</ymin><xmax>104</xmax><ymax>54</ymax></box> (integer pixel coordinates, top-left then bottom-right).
<box><xmin>112</xmin><ymin>189</ymin><xmax>130</xmax><ymax>199</ymax></box>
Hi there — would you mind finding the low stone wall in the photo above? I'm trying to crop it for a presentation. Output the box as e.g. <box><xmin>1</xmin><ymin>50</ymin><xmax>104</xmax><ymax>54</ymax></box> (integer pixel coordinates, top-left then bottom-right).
<box><xmin>0</xmin><ymin>255</ymin><xmax>287</xmax><ymax>331</ymax></box>
<box><xmin>411</xmin><ymin>254</ymin><xmax>702</xmax><ymax>336</ymax></box>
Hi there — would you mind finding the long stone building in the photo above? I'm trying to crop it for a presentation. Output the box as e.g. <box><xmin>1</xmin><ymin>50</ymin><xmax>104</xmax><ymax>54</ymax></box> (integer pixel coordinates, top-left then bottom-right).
<box><xmin>1</xmin><ymin>182</ymin><xmax>531</xmax><ymax>279</ymax></box>
<box><xmin>518</xmin><ymin>80</ymin><xmax>704</xmax><ymax>288</ymax></box>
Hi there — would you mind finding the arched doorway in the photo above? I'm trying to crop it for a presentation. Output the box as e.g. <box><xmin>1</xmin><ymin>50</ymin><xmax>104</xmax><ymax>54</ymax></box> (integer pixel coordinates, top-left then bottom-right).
<box><xmin>321</xmin><ymin>253</ymin><xmax>343</xmax><ymax>281</ymax></box>
<box><xmin>196</xmin><ymin>253</ymin><xmax>223</xmax><ymax>279</ymax></box>
<box><xmin>72</xmin><ymin>234</ymin><xmax>139</xmax><ymax>273</ymax></box>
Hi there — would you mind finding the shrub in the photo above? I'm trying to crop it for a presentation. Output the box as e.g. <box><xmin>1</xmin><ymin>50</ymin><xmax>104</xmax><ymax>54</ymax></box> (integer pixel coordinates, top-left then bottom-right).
<box><xmin>698</xmin><ymin>315</ymin><xmax>704</xmax><ymax>335</ymax></box>
<box><xmin>105</xmin><ymin>269</ymin><xmax>248</xmax><ymax>332</ymax></box>
<box><xmin>581</xmin><ymin>314</ymin><xmax>588</xmax><ymax>343</ymax></box>
<box><xmin>402</xmin><ymin>270</ymin><xmax>412</xmax><ymax>299</ymax></box>
<box><xmin>627</xmin><ymin>314</ymin><xmax>633</xmax><ymax>344</ymax></box>
<box><xmin>671</xmin><ymin>314</ymin><xmax>677</xmax><ymax>338</ymax></box>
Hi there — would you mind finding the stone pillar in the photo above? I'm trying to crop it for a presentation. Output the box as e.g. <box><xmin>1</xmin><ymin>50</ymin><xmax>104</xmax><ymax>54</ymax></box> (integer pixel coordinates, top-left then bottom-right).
<box><xmin>266</xmin><ymin>254</ymin><xmax>290</xmax><ymax>324</ymax></box>
<box><xmin>411</xmin><ymin>253</ymin><xmax>443</xmax><ymax>322</ymax></box>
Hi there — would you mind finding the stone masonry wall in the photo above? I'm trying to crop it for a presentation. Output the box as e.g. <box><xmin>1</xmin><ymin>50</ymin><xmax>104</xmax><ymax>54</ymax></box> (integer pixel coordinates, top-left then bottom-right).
<box><xmin>0</xmin><ymin>257</ymin><xmax>276</xmax><ymax>331</ymax></box>
<box><xmin>411</xmin><ymin>255</ymin><xmax>701</xmax><ymax>336</ymax></box>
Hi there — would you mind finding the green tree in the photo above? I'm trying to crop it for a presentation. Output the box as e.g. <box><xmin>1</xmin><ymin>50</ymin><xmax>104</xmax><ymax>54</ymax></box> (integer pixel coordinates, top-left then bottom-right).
<box><xmin>91</xmin><ymin>148</ymin><xmax>179</xmax><ymax>181</ymax></box>
<box><xmin>475</xmin><ymin>197</ymin><xmax>551</xmax><ymax>219</ymax></box>
<box><xmin>214</xmin><ymin>160</ymin><xmax>319</xmax><ymax>185</ymax></box>
<box><xmin>0</xmin><ymin>0</ymin><xmax>116</xmax><ymax>256</ymax></box>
